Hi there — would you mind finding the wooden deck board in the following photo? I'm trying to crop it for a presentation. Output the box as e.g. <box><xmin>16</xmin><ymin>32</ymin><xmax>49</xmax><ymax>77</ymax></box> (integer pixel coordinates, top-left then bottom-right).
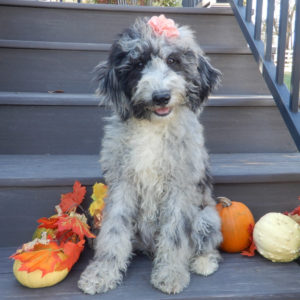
<box><xmin>2</xmin><ymin>247</ymin><xmax>300</xmax><ymax>299</ymax></box>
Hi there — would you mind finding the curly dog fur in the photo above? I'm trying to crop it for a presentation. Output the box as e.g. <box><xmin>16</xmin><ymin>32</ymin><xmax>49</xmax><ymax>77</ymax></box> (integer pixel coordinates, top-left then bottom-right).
<box><xmin>78</xmin><ymin>16</ymin><xmax>223</xmax><ymax>295</ymax></box>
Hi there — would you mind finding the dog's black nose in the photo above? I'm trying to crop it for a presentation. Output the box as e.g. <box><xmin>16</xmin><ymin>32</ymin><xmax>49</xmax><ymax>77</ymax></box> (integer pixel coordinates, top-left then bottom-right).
<box><xmin>152</xmin><ymin>90</ymin><xmax>171</xmax><ymax>106</ymax></box>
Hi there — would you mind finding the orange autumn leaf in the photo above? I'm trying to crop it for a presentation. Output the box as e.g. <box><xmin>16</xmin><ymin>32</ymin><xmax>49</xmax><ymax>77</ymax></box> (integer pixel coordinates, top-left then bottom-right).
<box><xmin>11</xmin><ymin>242</ymin><xmax>65</xmax><ymax>277</ymax></box>
<box><xmin>37</xmin><ymin>217</ymin><xmax>58</xmax><ymax>229</ymax></box>
<box><xmin>56</xmin><ymin>240</ymin><xmax>85</xmax><ymax>271</ymax></box>
<box><xmin>60</xmin><ymin>181</ymin><xmax>86</xmax><ymax>213</ymax></box>
<box><xmin>57</xmin><ymin>215</ymin><xmax>96</xmax><ymax>240</ymax></box>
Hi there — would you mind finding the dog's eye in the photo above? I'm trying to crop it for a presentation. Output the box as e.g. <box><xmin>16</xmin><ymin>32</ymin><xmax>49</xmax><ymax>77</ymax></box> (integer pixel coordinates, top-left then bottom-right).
<box><xmin>167</xmin><ymin>57</ymin><xmax>176</xmax><ymax>65</ymax></box>
<box><xmin>136</xmin><ymin>62</ymin><xmax>144</xmax><ymax>71</ymax></box>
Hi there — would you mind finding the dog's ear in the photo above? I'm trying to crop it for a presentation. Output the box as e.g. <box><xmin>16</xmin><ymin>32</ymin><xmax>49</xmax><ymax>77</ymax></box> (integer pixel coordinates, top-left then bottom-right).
<box><xmin>95</xmin><ymin>61</ymin><xmax>131</xmax><ymax>121</ymax></box>
<box><xmin>197</xmin><ymin>55</ymin><xmax>222</xmax><ymax>101</ymax></box>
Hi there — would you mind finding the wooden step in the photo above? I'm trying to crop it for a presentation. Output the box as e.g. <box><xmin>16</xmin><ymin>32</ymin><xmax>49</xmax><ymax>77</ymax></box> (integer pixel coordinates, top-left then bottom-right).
<box><xmin>0</xmin><ymin>41</ymin><xmax>269</xmax><ymax>95</ymax></box>
<box><xmin>0</xmin><ymin>0</ymin><xmax>246</xmax><ymax>48</ymax></box>
<box><xmin>2</xmin><ymin>246</ymin><xmax>300</xmax><ymax>299</ymax></box>
<box><xmin>1</xmin><ymin>153</ymin><xmax>300</xmax><ymax>246</ymax></box>
<box><xmin>0</xmin><ymin>92</ymin><xmax>297</xmax><ymax>154</ymax></box>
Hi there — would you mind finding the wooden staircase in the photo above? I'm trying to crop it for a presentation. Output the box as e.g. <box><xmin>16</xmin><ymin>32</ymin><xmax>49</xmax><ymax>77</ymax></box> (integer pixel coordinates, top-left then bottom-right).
<box><xmin>1</xmin><ymin>1</ymin><xmax>300</xmax><ymax>298</ymax></box>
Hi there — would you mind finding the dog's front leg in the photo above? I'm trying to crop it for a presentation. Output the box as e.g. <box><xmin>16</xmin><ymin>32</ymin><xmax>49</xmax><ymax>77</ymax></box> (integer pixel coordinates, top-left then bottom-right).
<box><xmin>151</xmin><ymin>191</ymin><xmax>192</xmax><ymax>294</ymax></box>
<box><xmin>78</xmin><ymin>183</ymin><xmax>136</xmax><ymax>295</ymax></box>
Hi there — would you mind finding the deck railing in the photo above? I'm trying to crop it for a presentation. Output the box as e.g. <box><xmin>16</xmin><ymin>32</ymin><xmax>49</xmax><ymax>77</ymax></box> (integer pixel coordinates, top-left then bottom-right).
<box><xmin>229</xmin><ymin>0</ymin><xmax>300</xmax><ymax>150</ymax></box>
<box><xmin>38</xmin><ymin>0</ymin><xmax>201</xmax><ymax>7</ymax></box>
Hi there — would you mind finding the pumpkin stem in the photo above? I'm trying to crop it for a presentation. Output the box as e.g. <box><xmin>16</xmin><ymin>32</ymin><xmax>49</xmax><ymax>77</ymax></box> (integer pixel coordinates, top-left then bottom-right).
<box><xmin>217</xmin><ymin>196</ymin><xmax>232</xmax><ymax>207</ymax></box>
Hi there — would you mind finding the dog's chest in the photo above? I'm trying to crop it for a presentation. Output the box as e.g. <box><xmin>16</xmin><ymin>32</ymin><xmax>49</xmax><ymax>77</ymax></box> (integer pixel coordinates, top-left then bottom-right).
<box><xmin>128</xmin><ymin>124</ymin><xmax>173</xmax><ymax>196</ymax></box>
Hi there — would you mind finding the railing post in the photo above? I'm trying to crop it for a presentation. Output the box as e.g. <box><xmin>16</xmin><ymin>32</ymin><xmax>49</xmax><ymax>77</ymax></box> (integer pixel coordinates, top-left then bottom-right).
<box><xmin>245</xmin><ymin>0</ymin><xmax>253</xmax><ymax>22</ymax></box>
<box><xmin>254</xmin><ymin>0</ymin><xmax>263</xmax><ymax>41</ymax></box>
<box><xmin>265</xmin><ymin>0</ymin><xmax>275</xmax><ymax>61</ymax></box>
<box><xmin>290</xmin><ymin>0</ymin><xmax>300</xmax><ymax>113</ymax></box>
<box><xmin>228</xmin><ymin>0</ymin><xmax>300</xmax><ymax>150</ymax></box>
<box><xmin>276</xmin><ymin>0</ymin><xmax>289</xmax><ymax>85</ymax></box>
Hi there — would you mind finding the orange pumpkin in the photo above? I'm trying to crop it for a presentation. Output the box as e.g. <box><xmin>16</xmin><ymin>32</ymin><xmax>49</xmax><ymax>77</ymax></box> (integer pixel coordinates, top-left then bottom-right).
<box><xmin>216</xmin><ymin>196</ymin><xmax>255</xmax><ymax>253</ymax></box>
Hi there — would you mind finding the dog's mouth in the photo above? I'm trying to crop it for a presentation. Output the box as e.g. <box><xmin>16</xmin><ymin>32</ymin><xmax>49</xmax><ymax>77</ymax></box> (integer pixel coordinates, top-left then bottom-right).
<box><xmin>153</xmin><ymin>107</ymin><xmax>172</xmax><ymax>117</ymax></box>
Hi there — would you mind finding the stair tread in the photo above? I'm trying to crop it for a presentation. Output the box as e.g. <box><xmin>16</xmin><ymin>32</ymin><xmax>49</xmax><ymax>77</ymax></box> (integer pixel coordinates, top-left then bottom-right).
<box><xmin>0</xmin><ymin>92</ymin><xmax>275</xmax><ymax>107</ymax></box>
<box><xmin>1</xmin><ymin>153</ymin><xmax>300</xmax><ymax>187</ymax></box>
<box><xmin>0</xmin><ymin>39</ymin><xmax>251</xmax><ymax>54</ymax></box>
<box><xmin>2</xmin><ymin>246</ymin><xmax>300</xmax><ymax>299</ymax></box>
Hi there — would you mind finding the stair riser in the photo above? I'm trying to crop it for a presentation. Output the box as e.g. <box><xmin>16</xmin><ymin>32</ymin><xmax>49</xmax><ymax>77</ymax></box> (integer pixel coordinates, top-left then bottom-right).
<box><xmin>1</xmin><ymin>181</ymin><xmax>299</xmax><ymax>246</ymax></box>
<box><xmin>214</xmin><ymin>181</ymin><xmax>300</xmax><ymax>223</ymax></box>
<box><xmin>0</xmin><ymin>5</ymin><xmax>246</xmax><ymax>47</ymax></box>
<box><xmin>0</xmin><ymin>105</ymin><xmax>107</xmax><ymax>155</ymax></box>
<box><xmin>0</xmin><ymin>105</ymin><xmax>297</xmax><ymax>154</ymax></box>
<box><xmin>0</xmin><ymin>48</ymin><xmax>270</xmax><ymax>95</ymax></box>
<box><xmin>202</xmin><ymin>106</ymin><xmax>297</xmax><ymax>153</ymax></box>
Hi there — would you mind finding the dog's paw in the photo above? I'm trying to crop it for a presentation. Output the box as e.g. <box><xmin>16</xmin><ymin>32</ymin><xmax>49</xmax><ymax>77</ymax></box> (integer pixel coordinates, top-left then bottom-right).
<box><xmin>151</xmin><ymin>266</ymin><xmax>190</xmax><ymax>294</ymax></box>
<box><xmin>190</xmin><ymin>250</ymin><xmax>221</xmax><ymax>276</ymax></box>
<box><xmin>78</xmin><ymin>261</ymin><xmax>121</xmax><ymax>295</ymax></box>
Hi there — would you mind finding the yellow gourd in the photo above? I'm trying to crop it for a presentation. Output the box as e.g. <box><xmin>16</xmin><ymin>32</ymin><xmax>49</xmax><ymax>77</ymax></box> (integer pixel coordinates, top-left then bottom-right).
<box><xmin>13</xmin><ymin>259</ymin><xmax>69</xmax><ymax>288</ymax></box>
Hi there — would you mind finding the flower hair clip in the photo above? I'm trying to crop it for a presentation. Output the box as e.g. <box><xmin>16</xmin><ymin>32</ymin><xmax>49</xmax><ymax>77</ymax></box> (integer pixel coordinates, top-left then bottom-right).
<box><xmin>148</xmin><ymin>15</ymin><xmax>179</xmax><ymax>38</ymax></box>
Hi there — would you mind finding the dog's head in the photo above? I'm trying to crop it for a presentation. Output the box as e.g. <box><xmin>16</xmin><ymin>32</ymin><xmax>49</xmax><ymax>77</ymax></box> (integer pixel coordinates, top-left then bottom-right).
<box><xmin>96</xmin><ymin>15</ymin><xmax>221</xmax><ymax>121</ymax></box>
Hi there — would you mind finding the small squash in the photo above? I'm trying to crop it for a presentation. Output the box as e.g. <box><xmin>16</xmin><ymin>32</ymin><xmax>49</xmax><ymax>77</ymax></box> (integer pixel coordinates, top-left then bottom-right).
<box><xmin>13</xmin><ymin>257</ymin><xmax>69</xmax><ymax>288</ymax></box>
<box><xmin>32</xmin><ymin>227</ymin><xmax>56</xmax><ymax>240</ymax></box>
<box><xmin>216</xmin><ymin>196</ymin><xmax>255</xmax><ymax>253</ymax></box>
<box><xmin>253</xmin><ymin>212</ymin><xmax>300</xmax><ymax>262</ymax></box>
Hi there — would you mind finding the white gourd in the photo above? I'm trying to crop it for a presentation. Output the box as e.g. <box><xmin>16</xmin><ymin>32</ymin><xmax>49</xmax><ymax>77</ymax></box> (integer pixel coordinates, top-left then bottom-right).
<box><xmin>253</xmin><ymin>212</ymin><xmax>300</xmax><ymax>262</ymax></box>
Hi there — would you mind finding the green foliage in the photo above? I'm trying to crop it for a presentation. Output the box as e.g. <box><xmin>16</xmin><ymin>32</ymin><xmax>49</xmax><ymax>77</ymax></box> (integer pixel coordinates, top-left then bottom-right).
<box><xmin>76</xmin><ymin>0</ymin><xmax>182</xmax><ymax>6</ymax></box>
<box><xmin>284</xmin><ymin>72</ymin><xmax>291</xmax><ymax>91</ymax></box>
<box><xmin>153</xmin><ymin>0</ymin><xmax>181</xmax><ymax>7</ymax></box>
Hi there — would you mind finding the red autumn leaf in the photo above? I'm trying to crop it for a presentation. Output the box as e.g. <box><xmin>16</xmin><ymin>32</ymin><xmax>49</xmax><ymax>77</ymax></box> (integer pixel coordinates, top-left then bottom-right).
<box><xmin>288</xmin><ymin>206</ymin><xmax>300</xmax><ymax>216</ymax></box>
<box><xmin>283</xmin><ymin>197</ymin><xmax>300</xmax><ymax>216</ymax></box>
<box><xmin>241</xmin><ymin>224</ymin><xmax>256</xmax><ymax>257</ymax></box>
<box><xmin>56</xmin><ymin>229</ymin><xmax>77</xmax><ymax>244</ymax></box>
<box><xmin>241</xmin><ymin>241</ymin><xmax>257</xmax><ymax>256</ymax></box>
<box><xmin>37</xmin><ymin>217</ymin><xmax>58</xmax><ymax>229</ymax></box>
<box><xmin>56</xmin><ymin>240</ymin><xmax>85</xmax><ymax>271</ymax></box>
<box><xmin>11</xmin><ymin>242</ymin><xmax>65</xmax><ymax>277</ymax></box>
<box><xmin>57</xmin><ymin>215</ymin><xmax>96</xmax><ymax>240</ymax></box>
<box><xmin>60</xmin><ymin>181</ymin><xmax>86</xmax><ymax>213</ymax></box>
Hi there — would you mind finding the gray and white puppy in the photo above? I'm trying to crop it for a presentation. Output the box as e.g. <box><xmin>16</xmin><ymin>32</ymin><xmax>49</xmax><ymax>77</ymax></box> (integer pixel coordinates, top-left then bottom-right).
<box><xmin>78</xmin><ymin>16</ymin><xmax>222</xmax><ymax>295</ymax></box>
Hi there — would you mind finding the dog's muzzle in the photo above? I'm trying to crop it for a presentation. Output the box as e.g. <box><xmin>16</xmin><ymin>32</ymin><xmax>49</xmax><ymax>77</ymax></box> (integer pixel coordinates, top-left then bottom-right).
<box><xmin>152</xmin><ymin>90</ymin><xmax>172</xmax><ymax>116</ymax></box>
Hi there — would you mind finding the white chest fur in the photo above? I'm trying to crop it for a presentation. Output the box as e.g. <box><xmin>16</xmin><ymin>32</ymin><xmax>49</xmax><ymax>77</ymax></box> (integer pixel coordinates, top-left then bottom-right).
<box><xmin>128</xmin><ymin>121</ymin><xmax>169</xmax><ymax>204</ymax></box>
<box><xmin>125</xmin><ymin>110</ymin><xmax>206</xmax><ymax>215</ymax></box>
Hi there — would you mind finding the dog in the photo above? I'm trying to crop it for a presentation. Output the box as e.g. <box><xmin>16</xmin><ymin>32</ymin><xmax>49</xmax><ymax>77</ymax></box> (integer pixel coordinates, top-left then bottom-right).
<box><xmin>78</xmin><ymin>15</ymin><xmax>222</xmax><ymax>295</ymax></box>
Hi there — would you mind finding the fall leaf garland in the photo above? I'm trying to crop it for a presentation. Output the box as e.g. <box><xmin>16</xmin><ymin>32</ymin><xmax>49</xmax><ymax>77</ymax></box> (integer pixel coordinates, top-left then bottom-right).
<box><xmin>89</xmin><ymin>183</ymin><xmax>107</xmax><ymax>230</ymax></box>
<box><xmin>283</xmin><ymin>196</ymin><xmax>300</xmax><ymax>225</ymax></box>
<box><xmin>59</xmin><ymin>180</ymin><xmax>87</xmax><ymax>213</ymax></box>
<box><xmin>56</xmin><ymin>213</ymin><xmax>96</xmax><ymax>240</ymax></box>
<box><xmin>10</xmin><ymin>181</ymin><xmax>107</xmax><ymax>282</ymax></box>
